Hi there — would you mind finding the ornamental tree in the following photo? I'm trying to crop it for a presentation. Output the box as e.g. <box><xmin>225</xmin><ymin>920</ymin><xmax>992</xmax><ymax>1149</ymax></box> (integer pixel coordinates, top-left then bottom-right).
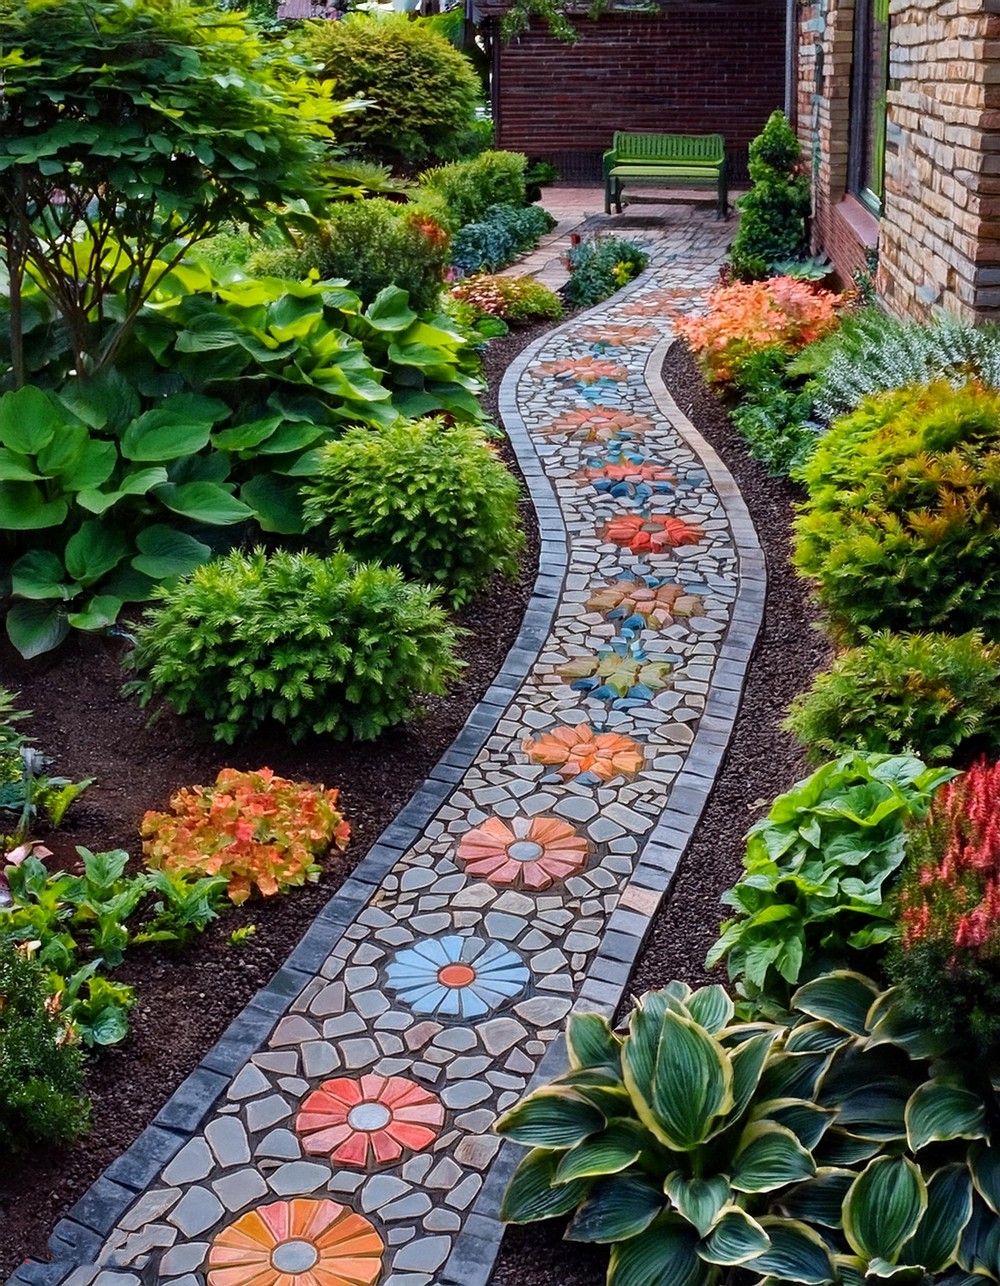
<box><xmin>0</xmin><ymin>0</ymin><xmax>341</xmax><ymax>384</ymax></box>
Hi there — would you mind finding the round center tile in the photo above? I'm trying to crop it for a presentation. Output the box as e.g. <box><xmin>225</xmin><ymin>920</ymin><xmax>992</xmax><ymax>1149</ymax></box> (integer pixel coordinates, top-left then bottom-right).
<box><xmin>437</xmin><ymin>962</ymin><xmax>476</xmax><ymax>988</ymax></box>
<box><xmin>507</xmin><ymin>840</ymin><xmax>544</xmax><ymax>863</ymax></box>
<box><xmin>271</xmin><ymin>1240</ymin><xmax>319</xmax><ymax>1273</ymax></box>
<box><xmin>347</xmin><ymin>1101</ymin><xmax>393</xmax><ymax>1132</ymax></box>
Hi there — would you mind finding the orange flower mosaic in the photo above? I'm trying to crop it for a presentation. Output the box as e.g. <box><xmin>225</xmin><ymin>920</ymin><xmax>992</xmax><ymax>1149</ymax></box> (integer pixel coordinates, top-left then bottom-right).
<box><xmin>575</xmin><ymin>323</ymin><xmax>659</xmax><ymax>346</ymax></box>
<box><xmin>296</xmin><ymin>1074</ymin><xmax>444</xmax><ymax>1168</ymax></box>
<box><xmin>522</xmin><ymin>724</ymin><xmax>643</xmax><ymax>782</ymax></box>
<box><xmin>603</xmin><ymin>513</ymin><xmax>704</xmax><ymax>554</ymax></box>
<box><xmin>587</xmin><ymin>580</ymin><xmax>705</xmax><ymax>627</ymax></box>
<box><xmin>621</xmin><ymin>286</ymin><xmax>693</xmax><ymax>317</ymax></box>
<box><xmin>457</xmin><ymin>815</ymin><xmax>589</xmax><ymax>890</ymax></box>
<box><xmin>576</xmin><ymin>460</ymin><xmax>676</xmax><ymax>489</ymax></box>
<box><xmin>531</xmin><ymin>355</ymin><xmax>628</xmax><ymax>384</ymax></box>
<box><xmin>206</xmin><ymin>1197</ymin><xmax>382</xmax><ymax>1286</ymax></box>
<box><xmin>537</xmin><ymin>407</ymin><xmax>652</xmax><ymax>443</ymax></box>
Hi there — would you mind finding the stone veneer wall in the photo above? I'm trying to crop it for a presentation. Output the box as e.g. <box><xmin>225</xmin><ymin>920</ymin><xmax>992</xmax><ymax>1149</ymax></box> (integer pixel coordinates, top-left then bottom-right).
<box><xmin>799</xmin><ymin>0</ymin><xmax>1000</xmax><ymax>322</ymax></box>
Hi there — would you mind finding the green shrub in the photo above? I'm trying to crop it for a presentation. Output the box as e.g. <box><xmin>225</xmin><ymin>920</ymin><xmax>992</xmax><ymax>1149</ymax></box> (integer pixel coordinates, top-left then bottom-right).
<box><xmin>419</xmin><ymin>150</ymin><xmax>527</xmax><ymax>229</ymax></box>
<box><xmin>247</xmin><ymin>198</ymin><xmax>449</xmax><ymax>312</ymax></box>
<box><xmin>125</xmin><ymin>548</ymin><xmax>464</xmax><ymax>743</ymax></box>
<box><xmin>450</xmin><ymin>273</ymin><xmax>563</xmax><ymax>324</ymax></box>
<box><xmin>785</xmin><ymin>630</ymin><xmax>1000</xmax><ymax>765</ymax></box>
<box><xmin>708</xmin><ymin>751</ymin><xmax>954</xmax><ymax>1009</ymax></box>
<box><xmin>564</xmin><ymin>236</ymin><xmax>649</xmax><ymax>307</ymax></box>
<box><xmin>302</xmin><ymin>418</ymin><xmax>524</xmax><ymax>607</ymax></box>
<box><xmin>793</xmin><ymin>381</ymin><xmax>1000</xmax><ymax>640</ymax></box>
<box><xmin>450</xmin><ymin>203</ymin><xmax>554</xmax><ymax>274</ymax></box>
<box><xmin>730</xmin><ymin>346</ymin><xmax>819</xmax><ymax>476</ymax></box>
<box><xmin>0</xmin><ymin>687</ymin><xmax>91</xmax><ymax>848</ymax></box>
<box><xmin>304</xmin><ymin>12</ymin><xmax>482</xmax><ymax>165</ymax></box>
<box><xmin>728</xmin><ymin>110</ymin><xmax>810</xmax><ymax>281</ymax></box>
<box><xmin>0</xmin><ymin>939</ymin><xmax>89</xmax><ymax>1151</ymax></box>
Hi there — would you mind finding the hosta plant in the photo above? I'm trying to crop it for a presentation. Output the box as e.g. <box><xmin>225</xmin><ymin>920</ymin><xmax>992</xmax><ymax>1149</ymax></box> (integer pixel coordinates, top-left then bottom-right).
<box><xmin>708</xmin><ymin>752</ymin><xmax>954</xmax><ymax>1009</ymax></box>
<box><xmin>498</xmin><ymin>971</ymin><xmax>1000</xmax><ymax>1286</ymax></box>
<box><xmin>141</xmin><ymin>767</ymin><xmax>350</xmax><ymax>905</ymax></box>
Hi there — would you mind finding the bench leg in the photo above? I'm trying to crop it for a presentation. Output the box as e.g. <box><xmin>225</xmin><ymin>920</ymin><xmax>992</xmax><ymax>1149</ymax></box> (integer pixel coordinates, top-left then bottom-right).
<box><xmin>615</xmin><ymin>180</ymin><xmax>623</xmax><ymax>214</ymax></box>
<box><xmin>717</xmin><ymin>170</ymin><xmax>729</xmax><ymax>221</ymax></box>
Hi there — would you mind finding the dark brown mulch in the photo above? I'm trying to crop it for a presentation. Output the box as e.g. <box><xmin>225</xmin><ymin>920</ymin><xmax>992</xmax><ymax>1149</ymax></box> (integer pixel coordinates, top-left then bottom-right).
<box><xmin>0</xmin><ymin>319</ymin><xmax>555</xmax><ymax>1278</ymax></box>
<box><xmin>490</xmin><ymin>343</ymin><xmax>832</xmax><ymax>1286</ymax></box>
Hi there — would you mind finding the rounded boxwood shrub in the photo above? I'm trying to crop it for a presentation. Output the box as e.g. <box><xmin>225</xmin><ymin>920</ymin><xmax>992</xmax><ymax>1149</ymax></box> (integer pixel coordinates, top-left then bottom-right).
<box><xmin>304</xmin><ymin>13</ymin><xmax>482</xmax><ymax>166</ymax></box>
<box><xmin>124</xmin><ymin>549</ymin><xmax>464</xmax><ymax>743</ymax></box>
<box><xmin>419</xmin><ymin>150</ymin><xmax>527</xmax><ymax>230</ymax></box>
<box><xmin>784</xmin><ymin>630</ymin><xmax>1000</xmax><ymax>765</ymax></box>
<box><xmin>794</xmin><ymin>380</ymin><xmax>1000</xmax><ymax>641</ymax></box>
<box><xmin>302</xmin><ymin>417</ymin><xmax>524</xmax><ymax>608</ymax></box>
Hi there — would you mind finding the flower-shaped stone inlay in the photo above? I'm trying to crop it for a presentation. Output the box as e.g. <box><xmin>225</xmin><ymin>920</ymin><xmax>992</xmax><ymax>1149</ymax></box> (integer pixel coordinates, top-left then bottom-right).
<box><xmin>576</xmin><ymin>322</ymin><xmax>659</xmax><ymax>347</ymax></box>
<box><xmin>537</xmin><ymin>406</ymin><xmax>652</xmax><ymax>443</ymax></box>
<box><xmin>560</xmin><ymin>641</ymin><xmax>673</xmax><ymax>701</ymax></box>
<box><xmin>522</xmin><ymin>724</ymin><xmax>644</xmax><ymax>783</ymax></box>
<box><xmin>603</xmin><ymin>512</ymin><xmax>704</xmax><ymax>554</ymax></box>
<box><xmin>206</xmin><ymin>1197</ymin><xmax>382</xmax><ymax>1286</ymax></box>
<box><xmin>621</xmin><ymin>286</ymin><xmax>695</xmax><ymax>317</ymax></box>
<box><xmin>588</xmin><ymin>579</ymin><xmax>706</xmax><ymax>630</ymax></box>
<box><xmin>531</xmin><ymin>355</ymin><xmax>629</xmax><ymax>385</ymax></box>
<box><xmin>385</xmin><ymin>935</ymin><xmax>530</xmax><ymax>1019</ymax></box>
<box><xmin>296</xmin><ymin>1074</ymin><xmax>444</xmax><ymax>1168</ymax></box>
<box><xmin>576</xmin><ymin>451</ymin><xmax>676</xmax><ymax>501</ymax></box>
<box><xmin>457</xmin><ymin>815</ymin><xmax>589</xmax><ymax>890</ymax></box>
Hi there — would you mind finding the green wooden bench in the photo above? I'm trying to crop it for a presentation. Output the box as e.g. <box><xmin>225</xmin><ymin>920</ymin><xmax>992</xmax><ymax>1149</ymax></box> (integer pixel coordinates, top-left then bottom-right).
<box><xmin>603</xmin><ymin>131</ymin><xmax>728</xmax><ymax>220</ymax></box>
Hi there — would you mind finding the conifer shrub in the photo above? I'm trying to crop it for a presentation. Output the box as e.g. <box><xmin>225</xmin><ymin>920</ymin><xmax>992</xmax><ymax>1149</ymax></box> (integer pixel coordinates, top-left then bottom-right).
<box><xmin>125</xmin><ymin>549</ymin><xmax>464</xmax><ymax>743</ymax></box>
<box><xmin>728</xmin><ymin>110</ymin><xmax>810</xmax><ymax>281</ymax></box>
<box><xmin>419</xmin><ymin>151</ymin><xmax>527</xmax><ymax>230</ymax></box>
<box><xmin>784</xmin><ymin>630</ymin><xmax>1000</xmax><ymax>765</ymax></box>
<box><xmin>301</xmin><ymin>418</ymin><xmax>524</xmax><ymax>607</ymax></box>
<box><xmin>794</xmin><ymin>380</ymin><xmax>1000</xmax><ymax>640</ymax></box>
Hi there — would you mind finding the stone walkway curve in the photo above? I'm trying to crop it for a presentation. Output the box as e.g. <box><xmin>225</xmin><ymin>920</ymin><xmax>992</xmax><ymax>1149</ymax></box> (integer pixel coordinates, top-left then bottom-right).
<box><xmin>14</xmin><ymin>207</ymin><xmax>764</xmax><ymax>1286</ymax></box>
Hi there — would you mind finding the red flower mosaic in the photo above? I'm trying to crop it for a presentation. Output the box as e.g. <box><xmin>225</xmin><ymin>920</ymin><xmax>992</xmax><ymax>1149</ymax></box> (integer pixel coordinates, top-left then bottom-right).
<box><xmin>207</xmin><ymin>1198</ymin><xmax>382</xmax><ymax>1286</ymax></box>
<box><xmin>457</xmin><ymin>815</ymin><xmax>589</xmax><ymax>890</ymax></box>
<box><xmin>531</xmin><ymin>355</ymin><xmax>629</xmax><ymax>384</ymax></box>
<box><xmin>603</xmin><ymin>513</ymin><xmax>704</xmax><ymax>554</ymax></box>
<box><xmin>587</xmin><ymin>580</ymin><xmax>705</xmax><ymax>627</ymax></box>
<box><xmin>296</xmin><ymin>1074</ymin><xmax>444</xmax><ymax>1168</ymax></box>
<box><xmin>522</xmin><ymin>724</ymin><xmax>643</xmax><ymax>782</ymax></box>
<box><xmin>576</xmin><ymin>323</ymin><xmax>659</xmax><ymax>346</ymax></box>
<box><xmin>537</xmin><ymin>407</ymin><xmax>652</xmax><ymax>443</ymax></box>
<box><xmin>576</xmin><ymin>460</ymin><xmax>677</xmax><ymax>488</ymax></box>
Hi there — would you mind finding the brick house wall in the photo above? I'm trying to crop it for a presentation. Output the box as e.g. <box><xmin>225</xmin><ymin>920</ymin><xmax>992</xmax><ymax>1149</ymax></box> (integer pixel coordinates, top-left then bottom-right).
<box><xmin>486</xmin><ymin>1</ymin><xmax>786</xmax><ymax>183</ymax></box>
<box><xmin>799</xmin><ymin>0</ymin><xmax>1000</xmax><ymax>322</ymax></box>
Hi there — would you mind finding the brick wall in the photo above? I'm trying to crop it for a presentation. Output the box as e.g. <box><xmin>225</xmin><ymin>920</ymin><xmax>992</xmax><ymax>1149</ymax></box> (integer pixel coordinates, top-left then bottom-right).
<box><xmin>491</xmin><ymin>1</ymin><xmax>786</xmax><ymax>183</ymax></box>
<box><xmin>799</xmin><ymin>0</ymin><xmax>1000</xmax><ymax>322</ymax></box>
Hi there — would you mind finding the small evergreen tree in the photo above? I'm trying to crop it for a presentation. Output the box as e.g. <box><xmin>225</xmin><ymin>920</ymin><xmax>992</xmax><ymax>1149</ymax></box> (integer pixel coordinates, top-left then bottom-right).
<box><xmin>729</xmin><ymin>111</ymin><xmax>811</xmax><ymax>282</ymax></box>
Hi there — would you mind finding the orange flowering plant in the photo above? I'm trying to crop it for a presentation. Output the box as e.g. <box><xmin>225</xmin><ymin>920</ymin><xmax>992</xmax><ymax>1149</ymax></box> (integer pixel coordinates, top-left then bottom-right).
<box><xmin>141</xmin><ymin>768</ymin><xmax>350</xmax><ymax>906</ymax></box>
<box><xmin>893</xmin><ymin>758</ymin><xmax>1000</xmax><ymax>1055</ymax></box>
<box><xmin>674</xmin><ymin>276</ymin><xmax>843</xmax><ymax>384</ymax></box>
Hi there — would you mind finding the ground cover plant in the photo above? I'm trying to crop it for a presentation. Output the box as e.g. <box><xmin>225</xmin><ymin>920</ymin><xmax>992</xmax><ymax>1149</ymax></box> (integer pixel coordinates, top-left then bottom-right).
<box><xmin>451</xmin><ymin>203</ymin><xmax>555</xmax><ymax>275</ymax></box>
<box><xmin>565</xmin><ymin>237</ymin><xmax>649</xmax><ymax>308</ymax></box>
<box><xmin>450</xmin><ymin>274</ymin><xmax>563</xmax><ymax>325</ymax></box>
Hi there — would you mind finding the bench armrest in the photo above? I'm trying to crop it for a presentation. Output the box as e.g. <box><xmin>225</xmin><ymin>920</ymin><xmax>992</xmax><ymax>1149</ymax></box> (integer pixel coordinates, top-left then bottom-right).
<box><xmin>602</xmin><ymin>148</ymin><xmax>618</xmax><ymax>178</ymax></box>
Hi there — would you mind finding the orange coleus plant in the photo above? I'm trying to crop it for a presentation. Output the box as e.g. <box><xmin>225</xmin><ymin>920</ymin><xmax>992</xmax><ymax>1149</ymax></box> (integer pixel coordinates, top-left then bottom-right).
<box><xmin>141</xmin><ymin>767</ymin><xmax>350</xmax><ymax>905</ymax></box>
<box><xmin>674</xmin><ymin>275</ymin><xmax>842</xmax><ymax>384</ymax></box>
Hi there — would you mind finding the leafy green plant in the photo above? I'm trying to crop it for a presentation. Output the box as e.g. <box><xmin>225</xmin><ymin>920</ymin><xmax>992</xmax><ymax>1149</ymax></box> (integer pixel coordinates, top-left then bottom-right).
<box><xmin>708</xmin><ymin>752</ymin><xmax>954</xmax><ymax>1009</ymax></box>
<box><xmin>302</xmin><ymin>417</ymin><xmax>524</xmax><ymax>607</ymax></box>
<box><xmin>498</xmin><ymin>970</ymin><xmax>1000</xmax><ymax>1286</ymax></box>
<box><xmin>565</xmin><ymin>237</ymin><xmax>649</xmax><ymax>307</ymax></box>
<box><xmin>794</xmin><ymin>381</ymin><xmax>1000</xmax><ymax>641</ymax></box>
<box><xmin>0</xmin><ymin>938</ymin><xmax>89</xmax><ymax>1150</ymax></box>
<box><xmin>450</xmin><ymin>274</ymin><xmax>563</xmax><ymax>324</ymax></box>
<box><xmin>450</xmin><ymin>203</ymin><xmax>555</xmax><ymax>274</ymax></box>
<box><xmin>304</xmin><ymin>12</ymin><xmax>482</xmax><ymax>165</ymax></box>
<box><xmin>728</xmin><ymin>111</ymin><xmax>811</xmax><ymax>282</ymax></box>
<box><xmin>730</xmin><ymin>347</ymin><xmax>820</xmax><ymax>476</ymax></box>
<box><xmin>124</xmin><ymin>548</ymin><xmax>464</xmax><ymax>743</ymax></box>
<box><xmin>141</xmin><ymin>767</ymin><xmax>350</xmax><ymax>905</ymax></box>
<box><xmin>420</xmin><ymin>150</ymin><xmax>528</xmax><ymax>229</ymax></box>
<box><xmin>785</xmin><ymin>631</ymin><xmax>1000</xmax><ymax>766</ymax></box>
<box><xmin>0</xmin><ymin>688</ymin><xmax>92</xmax><ymax>848</ymax></box>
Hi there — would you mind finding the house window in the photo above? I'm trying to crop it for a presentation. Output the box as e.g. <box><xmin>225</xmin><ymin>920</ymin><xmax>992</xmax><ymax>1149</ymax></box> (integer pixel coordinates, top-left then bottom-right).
<box><xmin>849</xmin><ymin>0</ymin><xmax>890</xmax><ymax>216</ymax></box>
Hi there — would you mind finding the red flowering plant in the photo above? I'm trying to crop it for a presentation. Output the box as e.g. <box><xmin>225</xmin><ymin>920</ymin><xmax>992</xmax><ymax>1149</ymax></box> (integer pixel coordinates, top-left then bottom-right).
<box><xmin>674</xmin><ymin>276</ymin><xmax>842</xmax><ymax>385</ymax></box>
<box><xmin>892</xmin><ymin>757</ymin><xmax>1000</xmax><ymax>1055</ymax></box>
<box><xmin>141</xmin><ymin>768</ymin><xmax>350</xmax><ymax>906</ymax></box>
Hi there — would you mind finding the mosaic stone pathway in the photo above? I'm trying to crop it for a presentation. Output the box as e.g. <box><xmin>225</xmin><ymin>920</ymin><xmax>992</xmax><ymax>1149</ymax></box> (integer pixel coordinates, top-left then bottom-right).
<box><xmin>16</xmin><ymin>208</ymin><xmax>764</xmax><ymax>1286</ymax></box>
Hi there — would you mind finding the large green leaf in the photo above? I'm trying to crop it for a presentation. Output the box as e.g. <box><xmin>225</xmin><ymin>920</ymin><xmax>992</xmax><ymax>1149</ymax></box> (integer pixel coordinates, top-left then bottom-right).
<box><xmin>732</xmin><ymin>1122</ymin><xmax>815</xmax><ymax>1193</ymax></box>
<box><xmin>970</xmin><ymin>1143</ymin><xmax>1000</xmax><ymax>1215</ymax></box>
<box><xmin>131</xmin><ymin>526</ymin><xmax>212</xmax><ymax>580</ymax></box>
<box><xmin>497</xmin><ymin>1089</ymin><xmax>605</xmax><ymax>1150</ymax></box>
<box><xmin>0</xmin><ymin>385</ymin><xmax>61</xmax><ymax>454</ymax></box>
<box><xmin>59</xmin><ymin>439</ymin><xmax>118</xmax><ymax>493</ymax></box>
<box><xmin>153</xmin><ymin>481</ymin><xmax>252</xmax><ymax>525</ymax></box>
<box><xmin>500</xmin><ymin>1149</ymin><xmax>590</xmax><ymax>1223</ymax></box>
<box><xmin>67</xmin><ymin>594</ymin><xmax>124</xmax><ymax>632</ymax></box>
<box><xmin>565</xmin><ymin>1175</ymin><xmax>665</xmax><ymax>1243</ymax></box>
<box><xmin>6</xmin><ymin>599</ymin><xmax>69</xmax><ymax>659</ymax></box>
<box><xmin>240</xmin><ymin>474</ymin><xmax>306</xmax><ymax>535</ymax></box>
<box><xmin>210</xmin><ymin>415</ymin><xmax>283</xmax><ymax>452</ymax></box>
<box><xmin>627</xmin><ymin>1011</ymin><xmax>733</xmax><ymax>1151</ymax></box>
<box><xmin>700</xmin><ymin>1206</ymin><xmax>770</xmax><ymax>1266</ymax></box>
<box><xmin>748</xmin><ymin>1218</ymin><xmax>836</xmax><ymax>1284</ymax></box>
<box><xmin>763</xmin><ymin>1099</ymin><xmax>836</xmax><ymax>1151</ymax></box>
<box><xmin>567</xmin><ymin>1011</ymin><xmax>622</xmax><ymax>1072</ymax></box>
<box><xmin>904</xmin><ymin>1163</ymin><xmax>973</xmax><ymax>1274</ymax></box>
<box><xmin>554</xmin><ymin>1119</ymin><xmax>646</xmax><ymax>1183</ymax></box>
<box><xmin>664</xmin><ymin>1173</ymin><xmax>730</xmax><ymax>1237</ymax></box>
<box><xmin>64</xmin><ymin>520</ymin><xmax>131</xmax><ymax>585</ymax></box>
<box><xmin>866</xmin><ymin>990</ymin><xmax>951</xmax><ymax>1060</ymax></box>
<box><xmin>777</xmin><ymin>1168</ymin><xmax>855</xmax><ymax>1229</ymax></box>
<box><xmin>958</xmin><ymin>1194</ymin><xmax>1000</xmax><ymax>1277</ymax></box>
<box><xmin>791</xmin><ymin>972</ymin><xmax>879</xmax><ymax>1036</ymax></box>
<box><xmin>607</xmin><ymin>1215</ymin><xmax>704</xmax><ymax>1286</ymax></box>
<box><xmin>364</xmin><ymin>285</ymin><xmax>418</xmax><ymax>332</ymax></box>
<box><xmin>729</xmin><ymin>1030</ymin><xmax>781</xmax><ymax>1119</ymax></box>
<box><xmin>35</xmin><ymin>422</ymin><xmax>89</xmax><ymax>477</ymax></box>
<box><xmin>686</xmin><ymin>985</ymin><xmax>734</xmax><ymax>1034</ymax></box>
<box><xmin>0</xmin><ymin>448</ymin><xmax>46</xmax><ymax>482</ymax></box>
<box><xmin>120</xmin><ymin>405</ymin><xmax>217</xmax><ymax>462</ymax></box>
<box><xmin>905</xmin><ymin>1082</ymin><xmax>987</xmax><ymax>1152</ymax></box>
<box><xmin>0</xmin><ymin>483</ymin><xmax>68</xmax><ymax>530</ymax></box>
<box><xmin>11</xmin><ymin>550</ymin><xmax>71</xmax><ymax>601</ymax></box>
<box><xmin>843</xmin><ymin>1156</ymin><xmax>927</xmax><ymax>1263</ymax></box>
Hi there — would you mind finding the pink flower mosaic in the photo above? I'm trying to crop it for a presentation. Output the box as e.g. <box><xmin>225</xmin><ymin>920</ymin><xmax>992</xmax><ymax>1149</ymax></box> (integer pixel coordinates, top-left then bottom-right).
<box><xmin>296</xmin><ymin>1074</ymin><xmax>444</xmax><ymax>1168</ymax></box>
<box><xmin>536</xmin><ymin>407</ymin><xmax>653</xmax><ymax>443</ymax></box>
<box><xmin>603</xmin><ymin>512</ymin><xmax>704</xmax><ymax>554</ymax></box>
<box><xmin>522</xmin><ymin>724</ymin><xmax>644</xmax><ymax>782</ymax></box>
<box><xmin>575</xmin><ymin>323</ymin><xmax>660</xmax><ymax>346</ymax></box>
<box><xmin>587</xmin><ymin>580</ymin><xmax>705</xmax><ymax>628</ymax></box>
<box><xmin>531</xmin><ymin>355</ymin><xmax>629</xmax><ymax>384</ymax></box>
<box><xmin>457</xmin><ymin>815</ymin><xmax>589</xmax><ymax>890</ymax></box>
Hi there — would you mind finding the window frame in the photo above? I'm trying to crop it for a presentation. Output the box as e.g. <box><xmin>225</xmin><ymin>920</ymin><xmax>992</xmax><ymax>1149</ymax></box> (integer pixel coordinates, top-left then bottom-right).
<box><xmin>848</xmin><ymin>0</ymin><xmax>890</xmax><ymax>218</ymax></box>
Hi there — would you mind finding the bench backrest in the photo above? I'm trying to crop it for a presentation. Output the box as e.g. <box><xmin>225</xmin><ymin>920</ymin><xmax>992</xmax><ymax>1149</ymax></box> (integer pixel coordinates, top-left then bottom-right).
<box><xmin>612</xmin><ymin>132</ymin><xmax>725</xmax><ymax>164</ymax></box>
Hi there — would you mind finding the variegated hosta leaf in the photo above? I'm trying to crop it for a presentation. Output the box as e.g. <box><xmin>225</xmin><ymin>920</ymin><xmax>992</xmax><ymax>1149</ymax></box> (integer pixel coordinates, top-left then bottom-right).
<box><xmin>758</xmin><ymin>1098</ymin><xmax>836</xmax><ymax>1151</ymax></box>
<box><xmin>785</xmin><ymin>1019</ymin><xmax>855</xmax><ymax>1055</ymax></box>
<box><xmin>723</xmin><ymin>1029</ymin><xmax>781</xmax><ymax>1124</ymax></box>
<box><xmin>551</xmin><ymin>1067</ymin><xmax>632</xmax><ymax>1117</ymax></box>
<box><xmin>554</xmin><ymin>1118</ymin><xmax>649</xmax><ymax>1184</ymax></box>
<box><xmin>775</xmin><ymin>1167</ymin><xmax>855</xmax><ymax>1229</ymax></box>
<box><xmin>699</xmin><ymin>1206</ymin><xmax>770</xmax><ymax>1266</ymax></box>
<box><xmin>748</xmin><ymin>1218</ymin><xmax>837</xmax><ymax>1285</ymax></box>
<box><xmin>791</xmin><ymin>971</ymin><xmax>881</xmax><ymax>1036</ymax></box>
<box><xmin>902</xmin><ymin>1162</ymin><xmax>973</xmax><ymax>1275</ymax></box>
<box><xmin>664</xmin><ymin>1172</ymin><xmax>730</xmax><ymax>1236</ymax></box>
<box><xmin>970</xmin><ymin>1141</ymin><xmax>1000</xmax><ymax>1216</ymax></box>
<box><xmin>566</xmin><ymin>1010</ymin><xmax>622</xmax><ymax>1073</ymax></box>
<box><xmin>565</xmin><ymin>1173</ymin><xmax>665</xmax><ymax>1243</ymax></box>
<box><xmin>905</xmin><ymin>1080</ymin><xmax>987</xmax><ymax>1152</ymax></box>
<box><xmin>957</xmin><ymin>1192</ymin><xmax>1000</xmax><ymax>1278</ymax></box>
<box><xmin>607</xmin><ymin>1213</ymin><xmax>706</xmax><ymax>1286</ymax></box>
<box><xmin>865</xmin><ymin>986</ymin><xmax>951</xmax><ymax>1060</ymax></box>
<box><xmin>757</xmin><ymin>1050</ymin><xmax>832</xmax><ymax>1103</ymax></box>
<box><xmin>843</xmin><ymin>1155</ymin><xmax>928</xmax><ymax>1264</ymax></box>
<box><xmin>731</xmin><ymin>1121</ymin><xmax>815</xmax><ymax>1193</ymax></box>
<box><xmin>496</xmin><ymin>1087</ymin><xmax>605</xmax><ymax>1149</ymax></box>
<box><xmin>685</xmin><ymin>984</ymin><xmax>734</xmax><ymax>1035</ymax></box>
<box><xmin>500</xmin><ymin>1148</ymin><xmax>591</xmax><ymax>1223</ymax></box>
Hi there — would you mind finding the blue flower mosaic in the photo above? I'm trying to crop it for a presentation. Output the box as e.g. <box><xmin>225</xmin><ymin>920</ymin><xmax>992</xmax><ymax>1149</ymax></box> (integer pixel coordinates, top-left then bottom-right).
<box><xmin>385</xmin><ymin>934</ymin><xmax>530</xmax><ymax>1019</ymax></box>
